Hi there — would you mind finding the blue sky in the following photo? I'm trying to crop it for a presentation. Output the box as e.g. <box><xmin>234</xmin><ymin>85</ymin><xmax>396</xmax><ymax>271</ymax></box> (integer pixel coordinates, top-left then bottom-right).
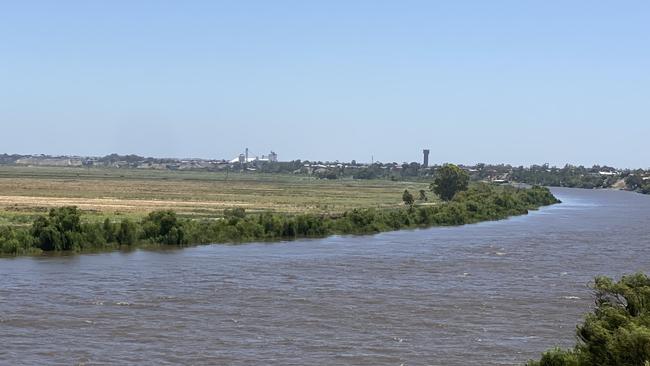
<box><xmin>1</xmin><ymin>1</ymin><xmax>648</xmax><ymax>167</ymax></box>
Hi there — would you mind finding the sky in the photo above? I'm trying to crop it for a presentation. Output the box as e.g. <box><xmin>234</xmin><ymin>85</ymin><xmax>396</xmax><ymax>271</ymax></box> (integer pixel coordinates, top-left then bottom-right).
<box><xmin>1</xmin><ymin>1</ymin><xmax>649</xmax><ymax>167</ymax></box>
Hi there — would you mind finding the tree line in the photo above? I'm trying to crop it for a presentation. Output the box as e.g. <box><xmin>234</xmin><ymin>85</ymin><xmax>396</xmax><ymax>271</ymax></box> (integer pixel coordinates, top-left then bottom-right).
<box><xmin>0</xmin><ymin>183</ymin><xmax>559</xmax><ymax>255</ymax></box>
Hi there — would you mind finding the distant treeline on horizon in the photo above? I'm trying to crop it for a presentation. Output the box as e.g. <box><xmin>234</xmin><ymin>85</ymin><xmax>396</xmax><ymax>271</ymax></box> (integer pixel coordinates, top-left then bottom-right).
<box><xmin>0</xmin><ymin>153</ymin><xmax>649</xmax><ymax>194</ymax></box>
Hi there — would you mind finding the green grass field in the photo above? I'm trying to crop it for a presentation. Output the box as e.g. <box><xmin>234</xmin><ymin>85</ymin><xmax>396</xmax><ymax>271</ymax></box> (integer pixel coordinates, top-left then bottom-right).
<box><xmin>0</xmin><ymin>165</ymin><xmax>432</xmax><ymax>226</ymax></box>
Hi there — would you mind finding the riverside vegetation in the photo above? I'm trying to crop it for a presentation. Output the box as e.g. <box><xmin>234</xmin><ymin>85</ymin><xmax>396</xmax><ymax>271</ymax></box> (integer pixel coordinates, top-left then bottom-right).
<box><xmin>0</xmin><ymin>175</ymin><xmax>559</xmax><ymax>255</ymax></box>
<box><xmin>528</xmin><ymin>273</ymin><xmax>650</xmax><ymax>366</ymax></box>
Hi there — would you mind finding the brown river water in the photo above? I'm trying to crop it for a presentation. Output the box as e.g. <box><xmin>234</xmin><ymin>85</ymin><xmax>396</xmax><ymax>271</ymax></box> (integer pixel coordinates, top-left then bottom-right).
<box><xmin>1</xmin><ymin>188</ymin><xmax>650</xmax><ymax>365</ymax></box>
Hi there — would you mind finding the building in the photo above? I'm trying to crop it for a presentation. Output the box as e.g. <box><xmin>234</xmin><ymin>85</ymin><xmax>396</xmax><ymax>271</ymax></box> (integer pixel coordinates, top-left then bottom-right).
<box><xmin>230</xmin><ymin>150</ymin><xmax>279</xmax><ymax>164</ymax></box>
<box><xmin>423</xmin><ymin>149</ymin><xmax>430</xmax><ymax>167</ymax></box>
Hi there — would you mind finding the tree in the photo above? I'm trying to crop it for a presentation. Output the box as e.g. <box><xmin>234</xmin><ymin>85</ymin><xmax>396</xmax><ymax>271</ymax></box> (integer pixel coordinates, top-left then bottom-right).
<box><xmin>31</xmin><ymin>206</ymin><xmax>84</xmax><ymax>251</ymax></box>
<box><xmin>102</xmin><ymin>218</ymin><xmax>115</xmax><ymax>242</ymax></box>
<box><xmin>116</xmin><ymin>218</ymin><xmax>137</xmax><ymax>245</ymax></box>
<box><xmin>141</xmin><ymin>210</ymin><xmax>184</xmax><ymax>244</ymax></box>
<box><xmin>402</xmin><ymin>189</ymin><xmax>414</xmax><ymax>206</ymax></box>
<box><xmin>419</xmin><ymin>189</ymin><xmax>428</xmax><ymax>202</ymax></box>
<box><xmin>430</xmin><ymin>164</ymin><xmax>469</xmax><ymax>201</ymax></box>
<box><xmin>0</xmin><ymin>227</ymin><xmax>20</xmax><ymax>254</ymax></box>
<box><xmin>625</xmin><ymin>175</ymin><xmax>645</xmax><ymax>190</ymax></box>
<box><xmin>528</xmin><ymin>273</ymin><xmax>650</xmax><ymax>366</ymax></box>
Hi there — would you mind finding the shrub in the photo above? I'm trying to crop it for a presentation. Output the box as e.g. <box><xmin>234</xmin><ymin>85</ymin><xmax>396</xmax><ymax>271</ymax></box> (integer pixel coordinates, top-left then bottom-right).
<box><xmin>31</xmin><ymin>206</ymin><xmax>84</xmax><ymax>251</ymax></box>
<box><xmin>141</xmin><ymin>210</ymin><xmax>184</xmax><ymax>244</ymax></box>
<box><xmin>116</xmin><ymin>218</ymin><xmax>137</xmax><ymax>245</ymax></box>
<box><xmin>528</xmin><ymin>273</ymin><xmax>650</xmax><ymax>366</ymax></box>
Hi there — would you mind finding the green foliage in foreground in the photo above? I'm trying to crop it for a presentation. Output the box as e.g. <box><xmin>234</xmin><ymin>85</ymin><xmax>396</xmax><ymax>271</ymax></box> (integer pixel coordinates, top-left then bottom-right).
<box><xmin>528</xmin><ymin>273</ymin><xmax>650</xmax><ymax>366</ymax></box>
<box><xmin>0</xmin><ymin>184</ymin><xmax>559</xmax><ymax>255</ymax></box>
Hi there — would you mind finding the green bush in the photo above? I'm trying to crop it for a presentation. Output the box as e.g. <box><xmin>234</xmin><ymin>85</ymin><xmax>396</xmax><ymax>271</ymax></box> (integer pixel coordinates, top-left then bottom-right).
<box><xmin>116</xmin><ymin>218</ymin><xmax>137</xmax><ymax>245</ymax></box>
<box><xmin>141</xmin><ymin>210</ymin><xmax>185</xmax><ymax>245</ymax></box>
<box><xmin>82</xmin><ymin>222</ymin><xmax>107</xmax><ymax>248</ymax></box>
<box><xmin>0</xmin><ymin>227</ymin><xmax>20</xmax><ymax>254</ymax></box>
<box><xmin>31</xmin><ymin>206</ymin><xmax>84</xmax><ymax>251</ymax></box>
<box><xmin>0</xmin><ymin>226</ymin><xmax>36</xmax><ymax>255</ymax></box>
<box><xmin>103</xmin><ymin>218</ymin><xmax>116</xmax><ymax>242</ymax></box>
<box><xmin>528</xmin><ymin>348</ymin><xmax>579</xmax><ymax>366</ymax></box>
<box><xmin>528</xmin><ymin>273</ymin><xmax>650</xmax><ymax>366</ymax></box>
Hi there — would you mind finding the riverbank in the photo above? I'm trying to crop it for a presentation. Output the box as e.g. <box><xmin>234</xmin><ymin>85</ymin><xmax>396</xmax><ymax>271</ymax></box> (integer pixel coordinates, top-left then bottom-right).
<box><xmin>0</xmin><ymin>184</ymin><xmax>559</xmax><ymax>256</ymax></box>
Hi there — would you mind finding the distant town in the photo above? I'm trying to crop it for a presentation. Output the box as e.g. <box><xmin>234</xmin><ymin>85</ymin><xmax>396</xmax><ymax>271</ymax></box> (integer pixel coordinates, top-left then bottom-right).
<box><xmin>0</xmin><ymin>149</ymin><xmax>280</xmax><ymax>171</ymax></box>
<box><xmin>1</xmin><ymin>149</ymin><xmax>649</xmax><ymax>193</ymax></box>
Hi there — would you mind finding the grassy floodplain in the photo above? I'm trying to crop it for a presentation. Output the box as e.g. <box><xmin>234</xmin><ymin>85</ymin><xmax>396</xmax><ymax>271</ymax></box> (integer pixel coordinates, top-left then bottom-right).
<box><xmin>0</xmin><ymin>165</ymin><xmax>431</xmax><ymax>227</ymax></box>
<box><xmin>0</xmin><ymin>165</ymin><xmax>559</xmax><ymax>256</ymax></box>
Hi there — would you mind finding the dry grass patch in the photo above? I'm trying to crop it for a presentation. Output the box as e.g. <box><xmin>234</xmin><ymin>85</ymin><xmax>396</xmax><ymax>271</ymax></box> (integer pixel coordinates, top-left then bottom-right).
<box><xmin>0</xmin><ymin>166</ymin><xmax>431</xmax><ymax>224</ymax></box>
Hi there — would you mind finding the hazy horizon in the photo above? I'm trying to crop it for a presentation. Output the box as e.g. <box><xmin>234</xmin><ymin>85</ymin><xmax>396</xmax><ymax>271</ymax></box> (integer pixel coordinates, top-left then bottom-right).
<box><xmin>2</xmin><ymin>149</ymin><xmax>646</xmax><ymax>170</ymax></box>
<box><xmin>2</xmin><ymin>1</ymin><xmax>649</xmax><ymax>167</ymax></box>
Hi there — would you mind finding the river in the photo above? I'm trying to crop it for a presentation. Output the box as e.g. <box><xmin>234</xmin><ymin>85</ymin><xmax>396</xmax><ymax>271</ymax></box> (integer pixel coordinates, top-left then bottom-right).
<box><xmin>1</xmin><ymin>188</ymin><xmax>650</xmax><ymax>365</ymax></box>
